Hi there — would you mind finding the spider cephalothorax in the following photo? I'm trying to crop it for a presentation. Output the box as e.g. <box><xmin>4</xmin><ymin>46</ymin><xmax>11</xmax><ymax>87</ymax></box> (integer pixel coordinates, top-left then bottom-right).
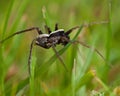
<box><xmin>35</xmin><ymin>29</ymin><xmax>70</xmax><ymax>49</ymax></box>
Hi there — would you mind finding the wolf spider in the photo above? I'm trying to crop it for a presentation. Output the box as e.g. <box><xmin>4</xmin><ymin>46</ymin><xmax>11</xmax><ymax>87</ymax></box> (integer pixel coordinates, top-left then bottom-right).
<box><xmin>0</xmin><ymin>23</ymin><xmax>105</xmax><ymax>76</ymax></box>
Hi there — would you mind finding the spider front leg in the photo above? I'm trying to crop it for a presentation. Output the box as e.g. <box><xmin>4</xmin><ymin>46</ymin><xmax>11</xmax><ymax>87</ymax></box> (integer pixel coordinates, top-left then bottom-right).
<box><xmin>0</xmin><ymin>27</ymin><xmax>43</xmax><ymax>44</ymax></box>
<box><xmin>28</xmin><ymin>39</ymin><xmax>36</xmax><ymax>76</ymax></box>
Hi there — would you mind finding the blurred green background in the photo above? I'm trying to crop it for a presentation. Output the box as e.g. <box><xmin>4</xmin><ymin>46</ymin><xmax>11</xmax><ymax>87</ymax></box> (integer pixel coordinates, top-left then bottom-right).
<box><xmin>0</xmin><ymin>0</ymin><xmax>120</xmax><ymax>96</ymax></box>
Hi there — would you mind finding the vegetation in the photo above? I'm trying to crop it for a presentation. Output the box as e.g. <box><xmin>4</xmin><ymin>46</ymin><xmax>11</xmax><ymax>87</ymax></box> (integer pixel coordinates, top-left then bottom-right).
<box><xmin>0</xmin><ymin>0</ymin><xmax>120</xmax><ymax>96</ymax></box>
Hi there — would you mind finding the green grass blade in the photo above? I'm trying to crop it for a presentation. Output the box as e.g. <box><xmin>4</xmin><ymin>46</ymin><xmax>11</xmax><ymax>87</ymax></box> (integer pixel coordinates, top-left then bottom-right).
<box><xmin>1</xmin><ymin>1</ymin><xmax>30</xmax><ymax>95</ymax></box>
<box><xmin>0</xmin><ymin>1</ymin><xmax>15</xmax><ymax>96</ymax></box>
<box><xmin>42</xmin><ymin>7</ymin><xmax>52</xmax><ymax>29</ymax></box>
<box><xmin>29</xmin><ymin>51</ymin><xmax>36</xmax><ymax>96</ymax></box>
<box><xmin>10</xmin><ymin>0</ymin><xmax>29</xmax><ymax>33</ymax></box>
<box><xmin>2</xmin><ymin>0</ymin><xmax>15</xmax><ymax>39</ymax></box>
<box><xmin>75</xmin><ymin>71</ymin><xmax>95</xmax><ymax>91</ymax></box>
<box><xmin>106</xmin><ymin>0</ymin><xmax>112</xmax><ymax>64</ymax></box>
<box><xmin>16</xmin><ymin>78</ymin><xmax>29</xmax><ymax>94</ymax></box>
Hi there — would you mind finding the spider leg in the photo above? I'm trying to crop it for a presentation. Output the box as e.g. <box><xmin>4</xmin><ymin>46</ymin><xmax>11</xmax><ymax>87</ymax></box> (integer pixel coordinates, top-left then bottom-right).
<box><xmin>72</xmin><ymin>40</ymin><xmax>106</xmax><ymax>61</ymax></box>
<box><xmin>52</xmin><ymin>45</ymin><xmax>68</xmax><ymax>72</ymax></box>
<box><xmin>28</xmin><ymin>39</ymin><xmax>36</xmax><ymax>76</ymax></box>
<box><xmin>55</xmin><ymin>23</ymin><xmax>58</xmax><ymax>30</ymax></box>
<box><xmin>0</xmin><ymin>27</ymin><xmax>42</xmax><ymax>44</ymax></box>
<box><xmin>44</xmin><ymin>25</ymin><xmax>51</xmax><ymax>34</ymax></box>
<box><xmin>65</xmin><ymin>26</ymin><xmax>80</xmax><ymax>35</ymax></box>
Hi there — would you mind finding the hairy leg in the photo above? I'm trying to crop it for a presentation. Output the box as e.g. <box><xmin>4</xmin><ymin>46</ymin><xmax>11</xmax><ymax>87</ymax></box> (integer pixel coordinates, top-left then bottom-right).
<box><xmin>28</xmin><ymin>39</ymin><xmax>36</xmax><ymax>76</ymax></box>
<box><xmin>55</xmin><ymin>23</ymin><xmax>58</xmax><ymax>30</ymax></box>
<box><xmin>0</xmin><ymin>27</ymin><xmax>42</xmax><ymax>43</ymax></box>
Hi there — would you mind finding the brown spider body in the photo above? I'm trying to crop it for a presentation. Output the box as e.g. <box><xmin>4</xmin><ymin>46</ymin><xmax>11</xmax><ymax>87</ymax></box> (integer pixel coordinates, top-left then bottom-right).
<box><xmin>35</xmin><ymin>29</ymin><xmax>70</xmax><ymax>49</ymax></box>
